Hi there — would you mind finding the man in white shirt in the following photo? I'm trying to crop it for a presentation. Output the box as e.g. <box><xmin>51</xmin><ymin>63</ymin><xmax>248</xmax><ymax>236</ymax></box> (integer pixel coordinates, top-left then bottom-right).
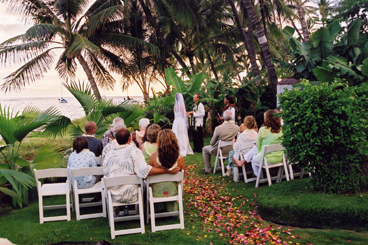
<box><xmin>187</xmin><ymin>93</ymin><xmax>205</xmax><ymax>153</ymax></box>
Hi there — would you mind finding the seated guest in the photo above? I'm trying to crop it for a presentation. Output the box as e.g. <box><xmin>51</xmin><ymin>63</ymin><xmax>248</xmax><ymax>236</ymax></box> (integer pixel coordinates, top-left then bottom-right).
<box><xmin>83</xmin><ymin>121</ymin><xmax>103</xmax><ymax>157</ymax></box>
<box><xmin>101</xmin><ymin>123</ymin><xmax>127</xmax><ymax>162</ymax></box>
<box><xmin>134</xmin><ymin>118</ymin><xmax>150</xmax><ymax>148</ymax></box>
<box><xmin>141</xmin><ymin>124</ymin><xmax>161</xmax><ymax>163</ymax></box>
<box><xmin>226</xmin><ymin>116</ymin><xmax>258</xmax><ymax>181</ymax></box>
<box><xmin>103</xmin><ymin>128</ymin><xmax>179</xmax><ymax>214</ymax></box>
<box><xmin>233</xmin><ymin>109</ymin><xmax>283</xmax><ymax>176</ymax></box>
<box><xmin>68</xmin><ymin>136</ymin><xmax>97</xmax><ymax>189</ymax></box>
<box><xmin>102</xmin><ymin>117</ymin><xmax>124</xmax><ymax>147</ymax></box>
<box><xmin>202</xmin><ymin>110</ymin><xmax>239</xmax><ymax>174</ymax></box>
<box><xmin>149</xmin><ymin>129</ymin><xmax>185</xmax><ymax>211</ymax></box>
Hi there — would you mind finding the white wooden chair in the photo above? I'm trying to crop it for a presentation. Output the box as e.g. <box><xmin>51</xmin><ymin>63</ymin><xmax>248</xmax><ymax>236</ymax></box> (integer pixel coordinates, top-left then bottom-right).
<box><xmin>255</xmin><ymin>144</ymin><xmax>290</xmax><ymax>188</ymax></box>
<box><xmin>103</xmin><ymin>175</ymin><xmax>145</xmax><ymax>239</ymax></box>
<box><xmin>146</xmin><ymin>171</ymin><xmax>184</xmax><ymax>232</ymax></box>
<box><xmin>96</xmin><ymin>156</ymin><xmax>102</xmax><ymax>166</ymax></box>
<box><xmin>70</xmin><ymin>167</ymin><xmax>106</xmax><ymax>220</ymax></box>
<box><xmin>213</xmin><ymin>140</ymin><xmax>233</xmax><ymax>176</ymax></box>
<box><xmin>239</xmin><ymin>141</ymin><xmax>258</xmax><ymax>183</ymax></box>
<box><xmin>34</xmin><ymin>168</ymin><xmax>71</xmax><ymax>224</ymax></box>
<box><xmin>288</xmin><ymin>161</ymin><xmax>311</xmax><ymax>180</ymax></box>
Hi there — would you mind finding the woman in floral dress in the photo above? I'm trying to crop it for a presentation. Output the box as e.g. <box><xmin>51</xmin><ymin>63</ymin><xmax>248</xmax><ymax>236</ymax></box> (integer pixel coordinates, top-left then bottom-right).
<box><xmin>149</xmin><ymin>129</ymin><xmax>185</xmax><ymax>211</ymax></box>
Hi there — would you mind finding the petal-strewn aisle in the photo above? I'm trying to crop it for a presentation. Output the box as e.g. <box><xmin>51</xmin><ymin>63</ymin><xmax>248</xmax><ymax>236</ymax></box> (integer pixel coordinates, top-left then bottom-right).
<box><xmin>183</xmin><ymin>163</ymin><xmax>298</xmax><ymax>244</ymax></box>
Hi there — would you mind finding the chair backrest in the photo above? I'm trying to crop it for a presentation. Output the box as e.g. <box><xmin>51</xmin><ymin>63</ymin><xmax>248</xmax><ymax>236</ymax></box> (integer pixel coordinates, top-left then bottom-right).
<box><xmin>71</xmin><ymin>167</ymin><xmax>104</xmax><ymax>178</ymax></box>
<box><xmin>96</xmin><ymin>156</ymin><xmax>102</xmax><ymax>166</ymax></box>
<box><xmin>217</xmin><ymin>140</ymin><xmax>233</xmax><ymax>150</ymax></box>
<box><xmin>103</xmin><ymin>175</ymin><xmax>143</xmax><ymax>189</ymax></box>
<box><xmin>34</xmin><ymin>168</ymin><xmax>69</xmax><ymax>180</ymax></box>
<box><xmin>147</xmin><ymin>170</ymin><xmax>184</xmax><ymax>185</ymax></box>
<box><xmin>263</xmin><ymin>143</ymin><xmax>285</xmax><ymax>154</ymax></box>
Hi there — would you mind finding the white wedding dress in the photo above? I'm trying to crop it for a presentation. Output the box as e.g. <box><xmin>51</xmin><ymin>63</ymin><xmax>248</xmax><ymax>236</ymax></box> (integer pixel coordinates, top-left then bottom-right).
<box><xmin>172</xmin><ymin>93</ymin><xmax>193</xmax><ymax>157</ymax></box>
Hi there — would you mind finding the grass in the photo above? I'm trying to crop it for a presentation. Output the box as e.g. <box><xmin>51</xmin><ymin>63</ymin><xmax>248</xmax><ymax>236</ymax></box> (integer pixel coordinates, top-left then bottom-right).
<box><xmin>1</xmin><ymin>137</ymin><xmax>368</xmax><ymax>244</ymax></box>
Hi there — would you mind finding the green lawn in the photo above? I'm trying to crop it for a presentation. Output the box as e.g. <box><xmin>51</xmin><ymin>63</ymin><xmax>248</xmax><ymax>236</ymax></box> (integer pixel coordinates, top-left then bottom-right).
<box><xmin>1</xmin><ymin>138</ymin><xmax>368</xmax><ymax>244</ymax></box>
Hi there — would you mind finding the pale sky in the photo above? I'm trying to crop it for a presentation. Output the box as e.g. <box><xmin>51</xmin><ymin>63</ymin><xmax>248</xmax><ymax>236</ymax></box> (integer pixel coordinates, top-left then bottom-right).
<box><xmin>0</xmin><ymin>6</ymin><xmax>164</xmax><ymax>98</ymax></box>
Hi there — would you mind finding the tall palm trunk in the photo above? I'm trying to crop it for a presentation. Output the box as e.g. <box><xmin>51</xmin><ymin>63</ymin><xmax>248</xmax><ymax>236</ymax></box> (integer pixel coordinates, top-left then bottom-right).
<box><xmin>228</xmin><ymin>0</ymin><xmax>260</xmax><ymax>77</ymax></box>
<box><xmin>204</xmin><ymin>48</ymin><xmax>219</xmax><ymax>81</ymax></box>
<box><xmin>241</xmin><ymin>0</ymin><xmax>278</xmax><ymax>103</ymax></box>
<box><xmin>138</xmin><ymin>0</ymin><xmax>191</xmax><ymax>76</ymax></box>
<box><xmin>77</xmin><ymin>55</ymin><xmax>102</xmax><ymax>101</ymax></box>
<box><xmin>297</xmin><ymin>0</ymin><xmax>310</xmax><ymax>42</ymax></box>
<box><xmin>259</xmin><ymin>0</ymin><xmax>268</xmax><ymax>40</ymax></box>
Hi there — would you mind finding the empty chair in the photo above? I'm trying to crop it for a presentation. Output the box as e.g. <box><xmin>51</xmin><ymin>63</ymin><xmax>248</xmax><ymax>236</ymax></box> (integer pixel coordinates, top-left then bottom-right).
<box><xmin>103</xmin><ymin>175</ymin><xmax>145</xmax><ymax>239</ymax></box>
<box><xmin>213</xmin><ymin>140</ymin><xmax>233</xmax><ymax>176</ymax></box>
<box><xmin>70</xmin><ymin>167</ymin><xmax>106</xmax><ymax>220</ymax></box>
<box><xmin>255</xmin><ymin>143</ymin><xmax>290</xmax><ymax>188</ymax></box>
<box><xmin>34</xmin><ymin>168</ymin><xmax>71</xmax><ymax>224</ymax></box>
<box><xmin>147</xmin><ymin>171</ymin><xmax>184</xmax><ymax>232</ymax></box>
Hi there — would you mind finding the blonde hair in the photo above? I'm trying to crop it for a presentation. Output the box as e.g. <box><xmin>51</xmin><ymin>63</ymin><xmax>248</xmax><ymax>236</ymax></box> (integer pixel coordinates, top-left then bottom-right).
<box><xmin>243</xmin><ymin>116</ymin><xmax>258</xmax><ymax>131</ymax></box>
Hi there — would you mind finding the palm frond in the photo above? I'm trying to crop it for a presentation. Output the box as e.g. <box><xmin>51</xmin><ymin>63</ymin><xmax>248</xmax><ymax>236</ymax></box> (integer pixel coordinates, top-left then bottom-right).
<box><xmin>0</xmin><ymin>105</ymin><xmax>20</xmax><ymax>145</ymax></box>
<box><xmin>0</xmin><ymin>169</ymin><xmax>35</xmax><ymax>191</ymax></box>
<box><xmin>54</xmin><ymin>0</ymin><xmax>88</xmax><ymax>20</ymax></box>
<box><xmin>0</xmin><ymin>186</ymin><xmax>21</xmax><ymax>198</ymax></box>
<box><xmin>0</xmin><ymin>0</ymin><xmax>60</xmax><ymax>24</ymax></box>
<box><xmin>0</xmin><ymin>41</ymin><xmax>49</xmax><ymax>67</ymax></box>
<box><xmin>43</xmin><ymin>115</ymin><xmax>72</xmax><ymax>137</ymax></box>
<box><xmin>97</xmin><ymin>33</ymin><xmax>158</xmax><ymax>56</ymax></box>
<box><xmin>94</xmin><ymin>48</ymin><xmax>125</xmax><ymax>74</ymax></box>
<box><xmin>13</xmin><ymin>106</ymin><xmax>66</xmax><ymax>142</ymax></box>
<box><xmin>0</xmin><ymin>49</ymin><xmax>55</xmax><ymax>92</ymax></box>
<box><xmin>86</xmin><ymin>51</ymin><xmax>115</xmax><ymax>90</ymax></box>
<box><xmin>85</xmin><ymin>5</ymin><xmax>123</xmax><ymax>36</ymax></box>
<box><xmin>68</xmin><ymin>123</ymin><xmax>84</xmax><ymax>139</ymax></box>
<box><xmin>67</xmin><ymin>34</ymin><xmax>100</xmax><ymax>58</ymax></box>
<box><xmin>24</xmin><ymin>23</ymin><xmax>63</xmax><ymax>42</ymax></box>
<box><xmin>0</xmin><ymin>34</ymin><xmax>25</xmax><ymax>45</ymax></box>
<box><xmin>30</xmin><ymin>144</ymin><xmax>63</xmax><ymax>170</ymax></box>
<box><xmin>55</xmin><ymin>50</ymin><xmax>78</xmax><ymax>79</ymax></box>
<box><xmin>64</xmin><ymin>80</ymin><xmax>97</xmax><ymax>116</ymax></box>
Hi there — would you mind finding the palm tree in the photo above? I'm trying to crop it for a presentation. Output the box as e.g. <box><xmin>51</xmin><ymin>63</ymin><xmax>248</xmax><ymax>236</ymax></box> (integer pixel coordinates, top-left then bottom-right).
<box><xmin>228</xmin><ymin>0</ymin><xmax>260</xmax><ymax>77</ymax></box>
<box><xmin>241</xmin><ymin>0</ymin><xmax>278</xmax><ymax>103</ymax></box>
<box><xmin>138</xmin><ymin>0</ymin><xmax>191</xmax><ymax>75</ymax></box>
<box><xmin>0</xmin><ymin>0</ymin><xmax>155</xmax><ymax>101</ymax></box>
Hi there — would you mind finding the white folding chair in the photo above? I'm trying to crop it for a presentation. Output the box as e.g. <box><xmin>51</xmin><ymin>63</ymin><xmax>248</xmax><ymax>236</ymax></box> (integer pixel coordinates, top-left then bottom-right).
<box><xmin>288</xmin><ymin>161</ymin><xmax>311</xmax><ymax>180</ymax></box>
<box><xmin>239</xmin><ymin>141</ymin><xmax>258</xmax><ymax>183</ymax></box>
<box><xmin>146</xmin><ymin>171</ymin><xmax>184</xmax><ymax>232</ymax></box>
<box><xmin>96</xmin><ymin>156</ymin><xmax>102</xmax><ymax>166</ymax></box>
<box><xmin>255</xmin><ymin>143</ymin><xmax>290</xmax><ymax>188</ymax></box>
<box><xmin>213</xmin><ymin>140</ymin><xmax>233</xmax><ymax>176</ymax></box>
<box><xmin>103</xmin><ymin>175</ymin><xmax>145</xmax><ymax>239</ymax></box>
<box><xmin>70</xmin><ymin>167</ymin><xmax>106</xmax><ymax>220</ymax></box>
<box><xmin>34</xmin><ymin>168</ymin><xmax>71</xmax><ymax>224</ymax></box>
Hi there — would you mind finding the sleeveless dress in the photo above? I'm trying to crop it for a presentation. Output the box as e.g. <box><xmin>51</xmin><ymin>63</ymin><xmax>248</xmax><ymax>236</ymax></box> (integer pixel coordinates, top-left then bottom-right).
<box><xmin>172</xmin><ymin>111</ymin><xmax>193</xmax><ymax>157</ymax></box>
<box><xmin>142</xmin><ymin>142</ymin><xmax>157</xmax><ymax>163</ymax></box>
<box><xmin>152</xmin><ymin>156</ymin><xmax>180</xmax><ymax>212</ymax></box>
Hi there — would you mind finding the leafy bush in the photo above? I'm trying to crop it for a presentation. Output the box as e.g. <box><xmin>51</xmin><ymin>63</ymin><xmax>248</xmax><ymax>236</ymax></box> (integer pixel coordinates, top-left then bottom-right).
<box><xmin>279</xmin><ymin>80</ymin><xmax>368</xmax><ymax>194</ymax></box>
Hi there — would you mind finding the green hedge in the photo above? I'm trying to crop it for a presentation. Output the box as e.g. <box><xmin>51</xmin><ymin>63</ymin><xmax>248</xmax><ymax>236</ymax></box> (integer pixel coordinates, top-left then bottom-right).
<box><xmin>279</xmin><ymin>80</ymin><xmax>368</xmax><ymax>194</ymax></box>
<box><xmin>257</xmin><ymin>178</ymin><xmax>368</xmax><ymax>230</ymax></box>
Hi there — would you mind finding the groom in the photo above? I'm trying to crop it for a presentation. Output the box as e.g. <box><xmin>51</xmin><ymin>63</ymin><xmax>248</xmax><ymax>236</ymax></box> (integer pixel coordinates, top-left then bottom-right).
<box><xmin>187</xmin><ymin>93</ymin><xmax>205</xmax><ymax>153</ymax></box>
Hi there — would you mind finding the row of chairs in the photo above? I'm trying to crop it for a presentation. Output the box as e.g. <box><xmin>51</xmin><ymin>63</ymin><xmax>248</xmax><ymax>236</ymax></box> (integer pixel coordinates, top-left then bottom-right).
<box><xmin>34</xmin><ymin>168</ymin><xmax>184</xmax><ymax>239</ymax></box>
<box><xmin>213</xmin><ymin>141</ymin><xmax>306</xmax><ymax>187</ymax></box>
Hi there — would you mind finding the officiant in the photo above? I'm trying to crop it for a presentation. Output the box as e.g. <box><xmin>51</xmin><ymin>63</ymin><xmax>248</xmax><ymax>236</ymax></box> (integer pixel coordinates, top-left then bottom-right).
<box><xmin>187</xmin><ymin>93</ymin><xmax>205</xmax><ymax>153</ymax></box>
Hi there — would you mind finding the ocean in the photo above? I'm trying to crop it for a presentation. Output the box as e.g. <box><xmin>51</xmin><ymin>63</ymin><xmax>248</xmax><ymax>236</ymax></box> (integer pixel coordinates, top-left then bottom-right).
<box><xmin>0</xmin><ymin>96</ymin><xmax>144</xmax><ymax>121</ymax></box>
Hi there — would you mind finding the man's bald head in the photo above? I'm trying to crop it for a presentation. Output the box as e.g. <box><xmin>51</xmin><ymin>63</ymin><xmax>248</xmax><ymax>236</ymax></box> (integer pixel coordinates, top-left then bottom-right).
<box><xmin>85</xmin><ymin>121</ymin><xmax>97</xmax><ymax>135</ymax></box>
<box><xmin>115</xmin><ymin>128</ymin><xmax>131</xmax><ymax>145</ymax></box>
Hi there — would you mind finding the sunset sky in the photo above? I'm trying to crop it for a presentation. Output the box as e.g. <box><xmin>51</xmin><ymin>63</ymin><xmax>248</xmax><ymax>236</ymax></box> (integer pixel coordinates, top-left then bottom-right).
<box><xmin>0</xmin><ymin>6</ymin><xmax>163</xmax><ymax>98</ymax></box>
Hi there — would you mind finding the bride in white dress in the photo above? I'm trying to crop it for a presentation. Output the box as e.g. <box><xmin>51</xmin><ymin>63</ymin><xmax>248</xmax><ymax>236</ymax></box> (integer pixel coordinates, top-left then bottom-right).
<box><xmin>172</xmin><ymin>93</ymin><xmax>193</xmax><ymax>157</ymax></box>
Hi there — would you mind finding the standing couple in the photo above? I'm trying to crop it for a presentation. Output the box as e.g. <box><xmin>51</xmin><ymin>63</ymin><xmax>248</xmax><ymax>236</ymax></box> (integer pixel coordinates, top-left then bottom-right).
<box><xmin>172</xmin><ymin>93</ymin><xmax>205</xmax><ymax>156</ymax></box>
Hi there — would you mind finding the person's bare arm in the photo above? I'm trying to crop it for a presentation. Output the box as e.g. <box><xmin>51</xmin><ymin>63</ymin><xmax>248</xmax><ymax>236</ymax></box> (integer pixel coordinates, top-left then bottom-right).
<box><xmin>148</xmin><ymin>166</ymin><xmax>179</xmax><ymax>175</ymax></box>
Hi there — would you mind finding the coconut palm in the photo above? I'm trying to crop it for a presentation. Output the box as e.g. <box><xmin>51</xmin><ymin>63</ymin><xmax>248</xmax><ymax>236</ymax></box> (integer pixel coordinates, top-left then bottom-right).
<box><xmin>0</xmin><ymin>0</ymin><xmax>156</xmax><ymax>101</ymax></box>
<box><xmin>241</xmin><ymin>0</ymin><xmax>278</xmax><ymax>103</ymax></box>
<box><xmin>0</xmin><ymin>104</ymin><xmax>71</xmax><ymax>207</ymax></box>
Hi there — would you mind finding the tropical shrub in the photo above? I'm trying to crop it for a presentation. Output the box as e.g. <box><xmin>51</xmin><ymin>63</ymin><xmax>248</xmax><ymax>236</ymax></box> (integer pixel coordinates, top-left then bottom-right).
<box><xmin>279</xmin><ymin>80</ymin><xmax>368</xmax><ymax>194</ymax></box>
<box><xmin>0</xmin><ymin>105</ymin><xmax>71</xmax><ymax>207</ymax></box>
<box><xmin>280</xmin><ymin>18</ymin><xmax>368</xmax><ymax>86</ymax></box>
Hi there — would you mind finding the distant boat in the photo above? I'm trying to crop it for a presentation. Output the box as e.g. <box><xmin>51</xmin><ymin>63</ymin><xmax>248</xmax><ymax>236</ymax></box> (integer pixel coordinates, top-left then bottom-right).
<box><xmin>59</xmin><ymin>97</ymin><xmax>68</xmax><ymax>103</ymax></box>
<box><xmin>59</xmin><ymin>81</ymin><xmax>68</xmax><ymax>103</ymax></box>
